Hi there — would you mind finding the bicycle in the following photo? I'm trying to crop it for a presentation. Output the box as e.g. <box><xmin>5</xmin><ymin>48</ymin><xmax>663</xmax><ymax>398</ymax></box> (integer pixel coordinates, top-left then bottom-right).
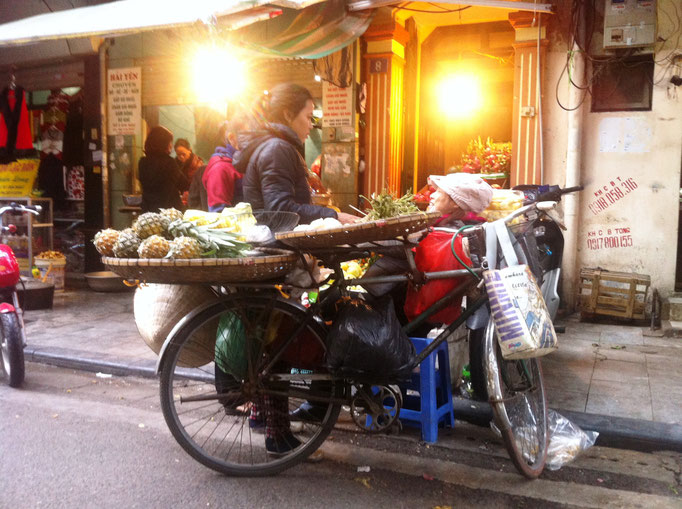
<box><xmin>0</xmin><ymin>202</ymin><xmax>41</xmax><ymax>387</ymax></box>
<box><xmin>154</xmin><ymin>186</ymin><xmax>581</xmax><ymax>479</ymax></box>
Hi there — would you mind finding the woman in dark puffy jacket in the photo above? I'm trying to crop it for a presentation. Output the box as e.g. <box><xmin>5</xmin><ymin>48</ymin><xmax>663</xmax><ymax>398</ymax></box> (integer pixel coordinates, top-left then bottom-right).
<box><xmin>234</xmin><ymin>83</ymin><xmax>357</xmax><ymax>225</ymax></box>
<box><xmin>138</xmin><ymin>126</ymin><xmax>189</xmax><ymax>212</ymax></box>
<box><xmin>229</xmin><ymin>84</ymin><xmax>357</xmax><ymax>458</ymax></box>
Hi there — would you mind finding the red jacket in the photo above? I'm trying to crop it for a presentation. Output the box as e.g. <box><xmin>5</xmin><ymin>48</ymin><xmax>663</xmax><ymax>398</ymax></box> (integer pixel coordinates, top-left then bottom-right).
<box><xmin>202</xmin><ymin>153</ymin><xmax>242</xmax><ymax>211</ymax></box>
<box><xmin>0</xmin><ymin>87</ymin><xmax>33</xmax><ymax>162</ymax></box>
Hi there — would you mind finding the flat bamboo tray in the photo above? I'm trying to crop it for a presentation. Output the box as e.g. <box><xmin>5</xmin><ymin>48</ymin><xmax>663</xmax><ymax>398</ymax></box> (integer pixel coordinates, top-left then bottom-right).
<box><xmin>275</xmin><ymin>212</ymin><xmax>440</xmax><ymax>249</ymax></box>
<box><xmin>102</xmin><ymin>248</ymin><xmax>297</xmax><ymax>284</ymax></box>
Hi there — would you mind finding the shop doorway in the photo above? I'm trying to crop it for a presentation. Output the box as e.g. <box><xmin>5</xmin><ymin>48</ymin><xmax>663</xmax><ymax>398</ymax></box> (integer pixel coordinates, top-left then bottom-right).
<box><xmin>27</xmin><ymin>87</ymin><xmax>86</xmax><ymax>277</ymax></box>
<box><xmin>417</xmin><ymin>21</ymin><xmax>514</xmax><ymax>191</ymax></box>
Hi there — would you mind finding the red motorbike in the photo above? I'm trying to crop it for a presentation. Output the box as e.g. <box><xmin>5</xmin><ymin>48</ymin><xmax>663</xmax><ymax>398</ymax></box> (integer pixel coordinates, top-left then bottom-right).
<box><xmin>0</xmin><ymin>202</ymin><xmax>41</xmax><ymax>387</ymax></box>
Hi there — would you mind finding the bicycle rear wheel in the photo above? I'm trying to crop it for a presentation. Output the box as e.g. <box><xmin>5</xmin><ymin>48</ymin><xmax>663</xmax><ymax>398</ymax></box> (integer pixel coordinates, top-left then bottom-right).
<box><xmin>0</xmin><ymin>312</ymin><xmax>24</xmax><ymax>387</ymax></box>
<box><xmin>159</xmin><ymin>293</ymin><xmax>342</xmax><ymax>477</ymax></box>
<box><xmin>484</xmin><ymin>321</ymin><xmax>548</xmax><ymax>478</ymax></box>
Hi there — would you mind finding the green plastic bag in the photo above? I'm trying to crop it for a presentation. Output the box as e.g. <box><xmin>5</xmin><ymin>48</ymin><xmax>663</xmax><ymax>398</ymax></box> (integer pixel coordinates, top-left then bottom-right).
<box><xmin>215</xmin><ymin>312</ymin><xmax>247</xmax><ymax>380</ymax></box>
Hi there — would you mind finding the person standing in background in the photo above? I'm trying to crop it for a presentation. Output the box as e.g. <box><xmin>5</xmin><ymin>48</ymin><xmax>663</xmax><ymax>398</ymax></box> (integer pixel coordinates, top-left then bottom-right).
<box><xmin>202</xmin><ymin>114</ymin><xmax>250</xmax><ymax>212</ymax></box>
<box><xmin>139</xmin><ymin>126</ymin><xmax>189</xmax><ymax>212</ymax></box>
<box><xmin>174</xmin><ymin>138</ymin><xmax>204</xmax><ymax>181</ymax></box>
<box><xmin>174</xmin><ymin>138</ymin><xmax>204</xmax><ymax>207</ymax></box>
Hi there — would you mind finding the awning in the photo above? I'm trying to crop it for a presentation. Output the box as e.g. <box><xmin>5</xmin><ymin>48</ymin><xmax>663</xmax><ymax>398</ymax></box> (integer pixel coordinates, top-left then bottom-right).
<box><xmin>0</xmin><ymin>0</ymin><xmax>326</xmax><ymax>47</ymax></box>
<box><xmin>240</xmin><ymin>0</ymin><xmax>373</xmax><ymax>59</ymax></box>
<box><xmin>348</xmin><ymin>0</ymin><xmax>552</xmax><ymax>12</ymax></box>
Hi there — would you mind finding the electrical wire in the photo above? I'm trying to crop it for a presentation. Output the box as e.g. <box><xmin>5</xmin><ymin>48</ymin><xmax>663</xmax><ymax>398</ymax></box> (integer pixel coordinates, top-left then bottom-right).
<box><xmin>553</xmin><ymin>0</ymin><xmax>682</xmax><ymax>112</ymax></box>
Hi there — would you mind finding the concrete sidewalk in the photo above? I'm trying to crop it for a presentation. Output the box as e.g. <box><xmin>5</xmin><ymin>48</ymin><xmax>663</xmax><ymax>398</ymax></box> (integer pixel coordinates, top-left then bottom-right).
<box><xmin>20</xmin><ymin>289</ymin><xmax>682</xmax><ymax>448</ymax></box>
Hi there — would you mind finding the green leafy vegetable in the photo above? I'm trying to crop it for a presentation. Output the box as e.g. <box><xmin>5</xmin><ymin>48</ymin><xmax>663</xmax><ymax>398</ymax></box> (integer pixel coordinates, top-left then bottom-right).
<box><xmin>360</xmin><ymin>189</ymin><xmax>420</xmax><ymax>221</ymax></box>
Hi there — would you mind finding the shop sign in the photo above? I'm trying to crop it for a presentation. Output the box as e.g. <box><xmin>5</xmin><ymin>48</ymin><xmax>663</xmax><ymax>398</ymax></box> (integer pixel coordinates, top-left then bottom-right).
<box><xmin>107</xmin><ymin>67</ymin><xmax>141</xmax><ymax>136</ymax></box>
<box><xmin>322</xmin><ymin>81</ymin><xmax>353</xmax><ymax>128</ymax></box>
<box><xmin>0</xmin><ymin>160</ymin><xmax>39</xmax><ymax>197</ymax></box>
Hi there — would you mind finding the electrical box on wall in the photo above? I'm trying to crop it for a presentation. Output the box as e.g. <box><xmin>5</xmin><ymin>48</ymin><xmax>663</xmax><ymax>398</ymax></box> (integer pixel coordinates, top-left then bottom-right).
<box><xmin>603</xmin><ymin>0</ymin><xmax>657</xmax><ymax>49</ymax></box>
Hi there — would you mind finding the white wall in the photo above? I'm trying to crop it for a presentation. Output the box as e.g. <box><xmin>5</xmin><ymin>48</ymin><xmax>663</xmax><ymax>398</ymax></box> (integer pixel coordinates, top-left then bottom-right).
<box><xmin>543</xmin><ymin>1</ymin><xmax>682</xmax><ymax>299</ymax></box>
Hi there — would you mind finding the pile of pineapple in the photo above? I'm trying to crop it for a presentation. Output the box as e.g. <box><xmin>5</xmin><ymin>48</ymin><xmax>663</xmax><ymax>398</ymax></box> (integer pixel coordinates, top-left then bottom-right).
<box><xmin>93</xmin><ymin>204</ymin><xmax>257</xmax><ymax>260</ymax></box>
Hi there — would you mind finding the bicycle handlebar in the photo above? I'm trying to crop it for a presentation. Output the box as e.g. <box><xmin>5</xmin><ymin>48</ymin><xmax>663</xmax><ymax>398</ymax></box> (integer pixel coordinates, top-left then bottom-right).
<box><xmin>0</xmin><ymin>203</ymin><xmax>41</xmax><ymax>216</ymax></box>
<box><xmin>535</xmin><ymin>185</ymin><xmax>583</xmax><ymax>203</ymax></box>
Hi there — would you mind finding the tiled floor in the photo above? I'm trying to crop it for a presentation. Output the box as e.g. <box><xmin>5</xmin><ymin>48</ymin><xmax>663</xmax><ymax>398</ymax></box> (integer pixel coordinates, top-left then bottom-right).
<box><xmin>548</xmin><ymin>314</ymin><xmax>682</xmax><ymax>424</ymax></box>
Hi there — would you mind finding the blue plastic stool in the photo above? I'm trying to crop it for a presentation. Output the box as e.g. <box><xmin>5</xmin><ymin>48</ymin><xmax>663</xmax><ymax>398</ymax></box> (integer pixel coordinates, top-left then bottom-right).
<box><xmin>398</xmin><ymin>336</ymin><xmax>455</xmax><ymax>443</ymax></box>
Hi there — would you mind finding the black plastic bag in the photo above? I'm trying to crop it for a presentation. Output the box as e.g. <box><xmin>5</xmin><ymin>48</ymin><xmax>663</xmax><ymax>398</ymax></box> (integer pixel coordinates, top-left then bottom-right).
<box><xmin>326</xmin><ymin>298</ymin><xmax>415</xmax><ymax>379</ymax></box>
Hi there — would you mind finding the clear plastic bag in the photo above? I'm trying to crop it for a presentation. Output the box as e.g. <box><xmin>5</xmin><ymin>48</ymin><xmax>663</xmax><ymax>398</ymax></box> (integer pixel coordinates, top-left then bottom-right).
<box><xmin>546</xmin><ymin>409</ymin><xmax>599</xmax><ymax>470</ymax></box>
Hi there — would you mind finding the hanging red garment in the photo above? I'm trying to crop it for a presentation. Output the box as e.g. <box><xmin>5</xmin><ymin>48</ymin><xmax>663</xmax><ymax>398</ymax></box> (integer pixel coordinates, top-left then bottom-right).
<box><xmin>0</xmin><ymin>87</ymin><xmax>34</xmax><ymax>163</ymax></box>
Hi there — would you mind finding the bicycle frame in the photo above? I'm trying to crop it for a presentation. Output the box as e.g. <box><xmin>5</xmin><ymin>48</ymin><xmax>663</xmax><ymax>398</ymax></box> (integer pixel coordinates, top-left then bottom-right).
<box><xmin>157</xmin><ymin>199</ymin><xmax>562</xmax><ymax>394</ymax></box>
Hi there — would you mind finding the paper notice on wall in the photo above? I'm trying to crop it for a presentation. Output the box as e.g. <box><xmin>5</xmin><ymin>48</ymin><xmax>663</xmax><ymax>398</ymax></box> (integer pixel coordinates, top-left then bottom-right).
<box><xmin>598</xmin><ymin>117</ymin><xmax>652</xmax><ymax>153</ymax></box>
<box><xmin>322</xmin><ymin>81</ymin><xmax>353</xmax><ymax>128</ymax></box>
<box><xmin>107</xmin><ymin>67</ymin><xmax>141</xmax><ymax>136</ymax></box>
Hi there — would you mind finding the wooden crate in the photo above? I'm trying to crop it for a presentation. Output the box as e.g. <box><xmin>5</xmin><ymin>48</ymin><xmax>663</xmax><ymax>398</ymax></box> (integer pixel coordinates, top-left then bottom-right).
<box><xmin>578</xmin><ymin>268</ymin><xmax>650</xmax><ymax>320</ymax></box>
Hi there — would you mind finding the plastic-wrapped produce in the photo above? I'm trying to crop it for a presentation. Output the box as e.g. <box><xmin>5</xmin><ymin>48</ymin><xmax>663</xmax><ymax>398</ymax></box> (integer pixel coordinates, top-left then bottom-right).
<box><xmin>479</xmin><ymin>189</ymin><xmax>524</xmax><ymax>222</ymax></box>
<box><xmin>546</xmin><ymin>410</ymin><xmax>599</xmax><ymax>470</ymax></box>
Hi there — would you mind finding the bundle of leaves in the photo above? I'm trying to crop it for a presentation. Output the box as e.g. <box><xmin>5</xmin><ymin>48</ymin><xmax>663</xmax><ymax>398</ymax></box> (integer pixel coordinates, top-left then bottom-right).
<box><xmin>360</xmin><ymin>189</ymin><xmax>420</xmax><ymax>221</ymax></box>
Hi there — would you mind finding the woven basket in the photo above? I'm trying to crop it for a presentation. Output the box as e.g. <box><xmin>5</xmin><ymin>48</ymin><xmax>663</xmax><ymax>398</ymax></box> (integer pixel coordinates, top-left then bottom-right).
<box><xmin>275</xmin><ymin>212</ymin><xmax>440</xmax><ymax>249</ymax></box>
<box><xmin>134</xmin><ymin>284</ymin><xmax>218</xmax><ymax>367</ymax></box>
<box><xmin>103</xmin><ymin>248</ymin><xmax>297</xmax><ymax>284</ymax></box>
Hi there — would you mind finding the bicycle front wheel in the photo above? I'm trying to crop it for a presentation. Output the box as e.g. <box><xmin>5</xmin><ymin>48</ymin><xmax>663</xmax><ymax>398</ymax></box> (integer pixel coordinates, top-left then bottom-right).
<box><xmin>1</xmin><ymin>312</ymin><xmax>24</xmax><ymax>387</ymax></box>
<box><xmin>484</xmin><ymin>321</ymin><xmax>548</xmax><ymax>478</ymax></box>
<box><xmin>159</xmin><ymin>293</ymin><xmax>342</xmax><ymax>477</ymax></box>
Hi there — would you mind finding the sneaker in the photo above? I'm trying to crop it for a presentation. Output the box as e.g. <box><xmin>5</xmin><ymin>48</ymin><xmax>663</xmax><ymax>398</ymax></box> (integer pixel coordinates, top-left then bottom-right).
<box><xmin>289</xmin><ymin>401</ymin><xmax>327</xmax><ymax>422</ymax></box>
<box><xmin>265</xmin><ymin>433</ymin><xmax>301</xmax><ymax>457</ymax></box>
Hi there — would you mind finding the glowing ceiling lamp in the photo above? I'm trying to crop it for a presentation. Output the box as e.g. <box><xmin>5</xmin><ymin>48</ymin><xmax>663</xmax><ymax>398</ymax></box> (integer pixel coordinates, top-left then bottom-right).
<box><xmin>192</xmin><ymin>45</ymin><xmax>247</xmax><ymax>112</ymax></box>
<box><xmin>438</xmin><ymin>75</ymin><xmax>481</xmax><ymax>118</ymax></box>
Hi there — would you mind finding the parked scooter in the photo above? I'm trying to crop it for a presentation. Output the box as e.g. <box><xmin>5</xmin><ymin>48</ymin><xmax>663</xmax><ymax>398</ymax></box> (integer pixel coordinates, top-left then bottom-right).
<box><xmin>0</xmin><ymin>202</ymin><xmax>41</xmax><ymax>387</ymax></box>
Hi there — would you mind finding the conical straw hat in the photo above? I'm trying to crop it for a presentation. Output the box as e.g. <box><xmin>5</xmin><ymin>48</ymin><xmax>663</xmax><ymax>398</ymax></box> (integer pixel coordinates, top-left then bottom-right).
<box><xmin>134</xmin><ymin>284</ymin><xmax>218</xmax><ymax>367</ymax></box>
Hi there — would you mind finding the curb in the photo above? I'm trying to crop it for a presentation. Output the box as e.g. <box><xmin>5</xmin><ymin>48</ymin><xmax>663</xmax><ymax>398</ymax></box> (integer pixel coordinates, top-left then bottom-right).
<box><xmin>25</xmin><ymin>346</ymin><xmax>158</xmax><ymax>379</ymax></box>
<box><xmin>452</xmin><ymin>399</ymin><xmax>682</xmax><ymax>454</ymax></box>
<box><xmin>25</xmin><ymin>345</ymin><xmax>682</xmax><ymax>454</ymax></box>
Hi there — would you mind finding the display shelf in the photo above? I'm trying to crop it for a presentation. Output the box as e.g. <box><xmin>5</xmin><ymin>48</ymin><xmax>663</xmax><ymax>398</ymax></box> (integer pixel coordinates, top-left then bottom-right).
<box><xmin>0</xmin><ymin>196</ymin><xmax>53</xmax><ymax>273</ymax></box>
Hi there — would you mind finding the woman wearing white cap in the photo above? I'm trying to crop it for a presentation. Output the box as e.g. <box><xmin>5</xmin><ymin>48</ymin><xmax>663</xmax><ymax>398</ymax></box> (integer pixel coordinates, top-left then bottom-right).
<box><xmin>362</xmin><ymin>172</ymin><xmax>493</xmax><ymax>330</ymax></box>
<box><xmin>426</xmin><ymin>172</ymin><xmax>493</xmax><ymax>225</ymax></box>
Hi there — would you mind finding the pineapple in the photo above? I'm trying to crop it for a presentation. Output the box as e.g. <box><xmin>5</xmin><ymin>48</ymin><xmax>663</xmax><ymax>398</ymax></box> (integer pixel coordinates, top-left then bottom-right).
<box><xmin>93</xmin><ymin>229</ymin><xmax>120</xmax><ymax>257</ymax></box>
<box><xmin>183</xmin><ymin>209</ymin><xmax>217</xmax><ymax>226</ymax></box>
<box><xmin>133</xmin><ymin>212</ymin><xmax>170</xmax><ymax>239</ymax></box>
<box><xmin>168</xmin><ymin>220</ymin><xmax>250</xmax><ymax>258</ymax></box>
<box><xmin>112</xmin><ymin>228</ymin><xmax>141</xmax><ymax>258</ymax></box>
<box><xmin>138</xmin><ymin>235</ymin><xmax>170</xmax><ymax>258</ymax></box>
<box><xmin>160</xmin><ymin>208</ymin><xmax>183</xmax><ymax>223</ymax></box>
<box><xmin>168</xmin><ymin>237</ymin><xmax>203</xmax><ymax>259</ymax></box>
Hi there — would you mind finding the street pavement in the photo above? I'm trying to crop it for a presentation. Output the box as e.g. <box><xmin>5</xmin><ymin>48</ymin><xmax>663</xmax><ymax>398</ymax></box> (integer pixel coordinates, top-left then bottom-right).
<box><xmin>2</xmin><ymin>363</ymin><xmax>680</xmax><ymax>508</ymax></box>
<box><xmin>19</xmin><ymin>289</ymin><xmax>682</xmax><ymax>451</ymax></box>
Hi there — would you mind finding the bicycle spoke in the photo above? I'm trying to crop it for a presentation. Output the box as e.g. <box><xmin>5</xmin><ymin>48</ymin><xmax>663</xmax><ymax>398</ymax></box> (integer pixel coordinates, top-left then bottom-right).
<box><xmin>160</xmin><ymin>295</ymin><xmax>341</xmax><ymax>476</ymax></box>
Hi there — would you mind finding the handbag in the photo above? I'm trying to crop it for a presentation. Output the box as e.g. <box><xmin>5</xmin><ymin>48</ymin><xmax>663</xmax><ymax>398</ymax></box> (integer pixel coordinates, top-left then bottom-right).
<box><xmin>483</xmin><ymin>221</ymin><xmax>558</xmax><ymax>359</ymax></box>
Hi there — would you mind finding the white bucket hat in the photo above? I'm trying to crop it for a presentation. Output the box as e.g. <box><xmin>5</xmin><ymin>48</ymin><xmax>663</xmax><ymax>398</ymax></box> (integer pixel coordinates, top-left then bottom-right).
<box><xmin>428</xmin><ymin>173</ymin><xmax>493</xmax><ymax>214</ymax></box>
